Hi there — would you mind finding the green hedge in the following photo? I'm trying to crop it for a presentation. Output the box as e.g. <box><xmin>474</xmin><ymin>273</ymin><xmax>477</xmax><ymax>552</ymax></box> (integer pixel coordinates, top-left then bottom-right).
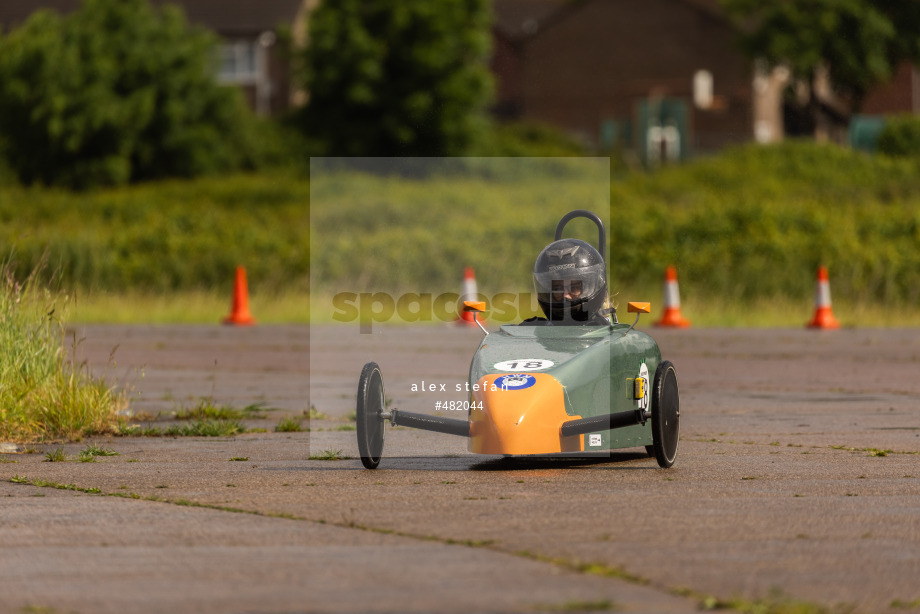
<box><xmin>0</xmin><ymin>173</ymin><xmax>310</xmax><ymax>293</ymax></box>
<box><xmin>309</xmin><ymin>142</ymin><xmax>920</xmax><ymax>305</ymax></box>
<box><xmin>609</xmin><ymin>141</ymin><xmax>920</xmax><ymax>303</ymax></box>
<box><xmin>3</xmin><ymin>141</ymin><xmax>920</xmax><ymax>307</ymax></box>
<box><xmin>877</xmin><ymin>114</ymin><xmax>920</xmax><ymax>158</ymax></box>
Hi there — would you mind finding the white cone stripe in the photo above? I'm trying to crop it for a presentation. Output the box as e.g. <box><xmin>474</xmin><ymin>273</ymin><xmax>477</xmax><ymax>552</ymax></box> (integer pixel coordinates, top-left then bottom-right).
<box><xmin>815</xmin><ymin>280</ymin><xmax>832</xmax><ymax>307</ymax></box>
<box><xmin>462</xmin><ymin>278</ymin><xmax>478</xmax><ymax>301</ymax></box>
<box><xmin>663</xmin><ymin>280</ymin><xmax>681</xmax><ymax>308</ymax></box>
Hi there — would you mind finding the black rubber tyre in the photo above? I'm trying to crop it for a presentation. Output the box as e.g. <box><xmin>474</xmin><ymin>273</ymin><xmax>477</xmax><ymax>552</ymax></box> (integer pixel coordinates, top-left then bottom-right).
<box><xmin>651</xmin><ymin>360</ymin><xmax>680</xmax><ymax>468</ymax></box>
<box><xmin>356</xmin><ymin>362</ymin><xmax>386</xmax><ymax>469</ymax></box>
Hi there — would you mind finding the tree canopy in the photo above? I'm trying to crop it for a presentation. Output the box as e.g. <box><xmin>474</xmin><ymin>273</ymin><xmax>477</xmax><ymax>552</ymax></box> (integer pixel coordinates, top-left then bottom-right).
<box><xmin>721</xmin><ymin>0</ymin><xmax>920</xmax><ymax>113</ymax></box>
<box><xmin>0</xmin><ymin>0</ymin><xmax>256</xmax><ymax>188</ymax></box>
<box><xmin>298</xmin><ymin>0</ymin><xmax>493</xmax><ymax>157</ymax></box>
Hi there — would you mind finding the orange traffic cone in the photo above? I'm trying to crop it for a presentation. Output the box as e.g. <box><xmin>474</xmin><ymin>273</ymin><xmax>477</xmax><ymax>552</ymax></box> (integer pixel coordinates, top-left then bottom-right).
<box><xmin>222</xmin><ymin>266</ymin><xmax>256</xmax><ymax>326</ymax></box>
<box><xmin>806</xmin><ymin>266</ymin><xmax>840</xmax><ymax>329</ymax></box>
<box><xmin>456</xmin><ymin>266</ymin><xmax>485</xmax><ymax>327</ymax></box>
<box><xmin>655</xmin><ymin>265</ymin><xmax>691</xmax><ymax>327</ymax></box>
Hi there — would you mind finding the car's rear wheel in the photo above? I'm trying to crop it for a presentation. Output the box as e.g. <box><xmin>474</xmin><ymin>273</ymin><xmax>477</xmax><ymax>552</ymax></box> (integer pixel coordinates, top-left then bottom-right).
<box><xmin>651</xmin><ymin>360</ymin><xmax>680</xmax><ymax>468</ymax></box>
<box><xmin>356</xmin><ymin>362</ymin><xmax>386</xmax><ymax>469</ymax></box>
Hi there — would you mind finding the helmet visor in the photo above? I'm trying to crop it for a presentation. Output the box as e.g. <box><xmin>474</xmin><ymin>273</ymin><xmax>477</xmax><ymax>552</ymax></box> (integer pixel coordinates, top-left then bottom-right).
<box><xmin>534</xmin><ymin>263</ymin><xmax>605</xmax><ymax>304</ymax></box>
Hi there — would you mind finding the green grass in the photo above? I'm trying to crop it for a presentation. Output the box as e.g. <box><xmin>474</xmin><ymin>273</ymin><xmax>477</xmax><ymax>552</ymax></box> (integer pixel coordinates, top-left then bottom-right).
<box><xmin>0</xmin><ymin>266</ymin><xmax>124</xmax><ymax>442</ymax></box>
<box><xmin>274</xmin><ymin>415</ymin><xmax>304</xmax><ymax>432</ymax></box>
<box><xmin>644</xmin><ymin>292</ymin><xmax>920</xmax><ymax>328</ymax></box>
<box><xmin>72</xmin><ymin>287</ymin><xmax>920</xmax><ymax>328</ymax></box>
<box><xmin>119</xmin><ymin>425</ymin><xmax>164</xmax><ymax>437</ymax></box>
<box><xmin>11</xmin><ymin>476</ymin><xmax>102</xmax><ymax>494</ymax></box>
<box><xmin>42</xmin><ymin>443</ymin><xmax>120</xmax><ymax>462</ymax></box>
<box><xmin>306</xmin><ymin>406</ymin><xmax>330</xmax><ymax>420</ymax></box>
<box><xmin>308</xmin><ymin>449</ymin><xmax>347</xmax><ymax>461</ymax></box>
<box><xmin>80</xmin><ymin>443</ymin><xmax>119</xmax><ymax>456</ymax></box>
<box><xmin>43</xmin><ymin>448</ymin><xmax>66</xmax><ymax>462</ymax></box>
<box><xmin>4</xmin><ymin>143</ymin><xmax>920</xmax><ymax>325</ymax></box>
<box><xmin>534</xmin><ymin>600</ymin><xmax>615</xmax><ymax>612</ymax></box>
<box><xmin>0</xmin><ymin>172</ymin><xmax>310</xmax><ymax>296</ymax></box>
<box><xmin>891</xmin><ymin>598</ymin><xmax>920</xmax><ymax>610</ymax></box>
<box><xmin>607</xmin><ymin>143</ymin><xmax>920</xmax><ymax>307</ymax></box>
<box><xmin>70</xmin><ymin>289</ymin><xmax>309</xmax><ymax>324</ymax></box>
<box><xmin>175</xmin><ymin>400</ymin><xmax>266</xmax><ymax>421</ymax></box>
<box><xmin>308</xmin><ymin>143</ymin><xmax>920</xmax><ymax>321</ymax></box>
<box><xmin>78</xmin><ymin>443</ymin><xmax>119</xmax><ymax>462</ymax></box>
<box><xmin>163</xmin><ymin>419</ymin><xmax>245</xmax><ymax>437</ymax></box>
<box><xmin>697</xmin><ymin>590</ymin><xmax>853</xmax><ymax>613</ymax></box>
<box><xmin>119</xmin><ymin>419</ymin><xmax>245</xmax><ymax>437</ymax></box>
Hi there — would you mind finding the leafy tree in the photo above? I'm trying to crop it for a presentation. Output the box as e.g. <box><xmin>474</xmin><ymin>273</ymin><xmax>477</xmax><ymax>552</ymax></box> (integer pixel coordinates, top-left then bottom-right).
<box><xmin>0</xmin><ymin>0</ymin><xmax>256</xmax><ymax>188</ymax></box>
<box><xmin>298</xmin><ymin>0</ymin><xmax>493</xmax><ymax>157</ymax></box>
<box><xmin>721</xmin><ymin>0</ymin><xmax>920</xmax><ymax>126</ymax></box>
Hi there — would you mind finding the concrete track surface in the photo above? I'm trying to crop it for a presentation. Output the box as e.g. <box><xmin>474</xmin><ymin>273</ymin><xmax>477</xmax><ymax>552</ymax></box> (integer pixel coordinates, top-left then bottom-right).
<box><xmin>1</xmin><ymin>324</ymin><xmax>919</xmax><ymax>614</ymax></box>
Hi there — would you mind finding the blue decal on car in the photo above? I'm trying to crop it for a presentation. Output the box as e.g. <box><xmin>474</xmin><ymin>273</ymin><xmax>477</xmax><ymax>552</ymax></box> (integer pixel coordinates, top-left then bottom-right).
<box><xmin>495</xmin><ymin>374</ymin><xmax>537</xmax><ymax>391</ymax></box>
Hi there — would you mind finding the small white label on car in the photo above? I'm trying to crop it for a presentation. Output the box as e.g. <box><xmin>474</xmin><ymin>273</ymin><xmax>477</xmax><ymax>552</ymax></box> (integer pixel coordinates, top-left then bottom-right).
<box><xmin>589</xmin><ymin>433</ymin><xmax>602</xmax><ymax>447</ymax></box>
<box><xmin>493</xmin><ymin>359</ymin><xmax>554</xmax><ymax>372</ymax></box>
<box><xmin>637</xmin><ymin>363</ymin><xmax>650</xmax><ymax>411</ymax></box>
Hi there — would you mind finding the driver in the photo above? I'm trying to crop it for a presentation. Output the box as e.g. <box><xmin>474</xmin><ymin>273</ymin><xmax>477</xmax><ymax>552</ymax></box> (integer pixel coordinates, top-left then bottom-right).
<box><xmin>521</xmin><ymin>238</ymin><xmax>613</xmax><ymax>326</ymax></box>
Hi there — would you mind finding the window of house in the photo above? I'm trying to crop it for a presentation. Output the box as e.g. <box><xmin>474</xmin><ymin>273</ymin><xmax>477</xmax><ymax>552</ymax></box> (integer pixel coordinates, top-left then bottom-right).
<box><xmin>693</xmin><ymin>70</ymin><xmax>713</xmax><ymax>109</ymax></box>
<box><xmin>218</xmin><ymin>41</ymin><xmax>258</xmax><ymax>84</ymax></box>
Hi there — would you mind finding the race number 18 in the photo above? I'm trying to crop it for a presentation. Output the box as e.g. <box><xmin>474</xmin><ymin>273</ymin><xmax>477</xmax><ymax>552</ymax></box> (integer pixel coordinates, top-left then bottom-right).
<box><xmin>493</xmin><ymin>358</ymin><xmax>554</xmax><ymax>372</ymax></box>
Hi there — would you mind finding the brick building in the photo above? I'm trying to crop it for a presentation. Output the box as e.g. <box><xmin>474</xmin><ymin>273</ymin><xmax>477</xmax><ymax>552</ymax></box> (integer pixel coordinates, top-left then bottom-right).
<box><xmin>5</xmin><ymin>0</ymin><xmax>916</xmax><ymax>152</ymax></box>
<box><xmin>862</xmin><ymin>62</ymin><xmax>920</xmax><ymax>115</ymax></box>
<box><xmin>491</xmin><ymin>0</ymin><xmax>790</xmax><ymax>161</ymax></box>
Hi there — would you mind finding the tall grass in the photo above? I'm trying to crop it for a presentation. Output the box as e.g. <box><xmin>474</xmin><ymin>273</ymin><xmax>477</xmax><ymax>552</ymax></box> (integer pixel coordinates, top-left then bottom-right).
<box><xmin>608</xmin><ymin>141</ymin><xmax>920</xmax><ymax>305</ymax></box>
<box><xmin>0</xmin><ymin>172</ymin><xmax>310</xmax><ymax>294</ymax></box>
<box><xmin>3</xmin><ymin>143</ymin><xmax>920</xmax><ymax>324</ymax></box>
<box><xmin>310</xmin><ymin>143</ymin><xmax>920</xmax><ymax>308</ymax></box>
<box><xmin>69</xmin><ymin>288</ymin><xmax>309</xmax><ymax>323</ymax></box>
<box><xmin>0</xmin><ymin>264</ymin><xmax>124</xmax><ymax>442</ymax></box>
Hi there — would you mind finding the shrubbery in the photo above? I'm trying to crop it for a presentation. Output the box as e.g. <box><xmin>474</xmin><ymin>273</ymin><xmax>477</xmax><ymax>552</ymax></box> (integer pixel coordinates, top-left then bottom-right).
<box><xmin>0</xmin><ymin>0</ymin><xmax>259</xmax><ymax>188</ymax></box>
<box><xmin>3</xmin><ymin>142</ymin><xmax>920</xmax><ymax>311</ymax></box>
<box><xmin>483</xmin><ymin>122</ymin><xmax>589</xmax><ymax>157</ymax></box>
<box><xmin>877</xmin><ymin>114</ymin><xmax>920</xmax><ymax>157</ymax></box>
<box><xmin>0</xmin><ymin>174</ymin><xmax>310</xmax><ymax>293</ymax></box>
<box><xmin>309</xmin><ymin>141</ymin><xmax>920</xmax><ymax>306</ymax></box>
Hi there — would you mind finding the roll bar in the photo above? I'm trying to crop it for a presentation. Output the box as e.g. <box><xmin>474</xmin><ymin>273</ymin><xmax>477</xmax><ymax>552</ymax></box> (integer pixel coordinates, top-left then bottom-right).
<box><xmin>554</xmin><ymin>209</ymin><xmax>607</xmax><ymax>264</ymax></box>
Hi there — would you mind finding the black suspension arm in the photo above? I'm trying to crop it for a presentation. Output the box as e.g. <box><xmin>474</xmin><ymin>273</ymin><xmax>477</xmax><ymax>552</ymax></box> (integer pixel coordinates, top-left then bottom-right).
<box><xmin>560</xmin><ymin>409</ymin><xmax>645</xmax><ymax>437</ymax></box>
<box><xmin>390</xmin><ymin>409</ymin><xmax>471</xmax><ymax>437</ymax></box>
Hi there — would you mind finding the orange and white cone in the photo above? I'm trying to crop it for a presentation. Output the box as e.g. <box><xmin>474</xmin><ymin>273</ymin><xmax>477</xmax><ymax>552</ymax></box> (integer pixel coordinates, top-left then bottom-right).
<box><xmin>655</xmin><ymin>265</ymin><xmax>691</xmax><ymax>327</ymax></box>
<box><xmin>457</xmin><ymin>266</ymin><xmax>485</xmax><ymax>327</ymax></box>
<box><xmin>806</xmin><ymin>266</ymin><xmax>840</xmax><ymax>329</ymax></box>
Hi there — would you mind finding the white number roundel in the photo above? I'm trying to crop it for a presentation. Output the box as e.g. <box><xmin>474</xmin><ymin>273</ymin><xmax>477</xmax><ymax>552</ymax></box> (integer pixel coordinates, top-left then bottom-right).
<box><xmin>493</xmin><ymin>358</ymin><xmax>554</xmax><ymax>372</ymax></box>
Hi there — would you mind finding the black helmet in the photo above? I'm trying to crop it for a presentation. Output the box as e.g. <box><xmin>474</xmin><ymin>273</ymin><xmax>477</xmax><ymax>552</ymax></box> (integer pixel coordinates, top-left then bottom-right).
<box><xmin>533</xmin><ymin>238</ymin><xmax>608</xmax><ymax>322</ymax></box>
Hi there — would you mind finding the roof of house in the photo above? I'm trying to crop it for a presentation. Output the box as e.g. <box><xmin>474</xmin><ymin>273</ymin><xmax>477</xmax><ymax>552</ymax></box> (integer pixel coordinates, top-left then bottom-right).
<box><xmin>492</xmin><ymin>0</ymin><xmax>566</xmax><ymax>38</ymax></box>
<box><xmin>678</xmin><ymin>0</ymin><xmax>724</xmax><ymax>21</ymax></box>
<box><xmin>154</xmin><ymin>0</ymin><xmax>305</xmax><ymax>35</ymax></box>
<box><xmin>0</xmin><ymin>0</ymin><xmax>305</xmax><ymax>35</ymax></box>
<box><xmin>0</xmin><ymin>0</ymin><xmax>81</xmax><ymax>27</ymax></box>
<box><xmin>492</xmin><ymin>0</ymin><xmax>728</xmax><ymax>40</ymax></box>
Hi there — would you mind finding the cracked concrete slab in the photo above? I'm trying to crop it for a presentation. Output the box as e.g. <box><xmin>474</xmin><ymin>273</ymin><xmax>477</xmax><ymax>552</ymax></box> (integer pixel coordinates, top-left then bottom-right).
<box><xmin>1</xmin><ymin>325</ymin><xmax>919</xmax><ymax>613</ymax></box>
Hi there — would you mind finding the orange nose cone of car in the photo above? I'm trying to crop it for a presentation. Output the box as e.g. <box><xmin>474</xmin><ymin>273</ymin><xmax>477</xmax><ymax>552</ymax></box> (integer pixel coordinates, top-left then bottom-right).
<box><xmin>469</xmin><ymin>373</ymin><xmax>582</xmax><ymax>455</ymax></box>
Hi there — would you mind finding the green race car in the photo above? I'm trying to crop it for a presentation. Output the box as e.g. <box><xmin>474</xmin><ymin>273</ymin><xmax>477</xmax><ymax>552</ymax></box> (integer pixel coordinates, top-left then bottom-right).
<box><xmin>356</xmin><ymin>210</ymin><xmax>680</xmax><ymax>469</ymax></box>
